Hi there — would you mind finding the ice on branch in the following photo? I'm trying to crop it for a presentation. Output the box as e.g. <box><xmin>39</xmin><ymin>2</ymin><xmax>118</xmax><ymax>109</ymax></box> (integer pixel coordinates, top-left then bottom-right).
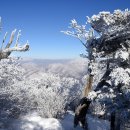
<box><xmin>63</xmin><ymin>9</ymin><xmax>130</xmax><ymax>57</ymax></box>
<box><xmin>0</xmin><ymin>19</ymin><xmax>29</xmax><ymax>60</ymax></box>
<box><xmin>110</xmin><ymin>67</ymin><xmax>130</xmax><ymax>86</ymax></box>
<box><xmin>87</xmin><ymin>9</ymin><xmax>130</xmax><ymax>34</ymax></box>
<box><xmin>62</xmin><ymin>19</ymin><xmax>95</xmax><ymax>49</ymax></box>
<box><xmin>115</xmin><ymin>49</ymin><xmax>129</xmax><ymax>62</ymax></box>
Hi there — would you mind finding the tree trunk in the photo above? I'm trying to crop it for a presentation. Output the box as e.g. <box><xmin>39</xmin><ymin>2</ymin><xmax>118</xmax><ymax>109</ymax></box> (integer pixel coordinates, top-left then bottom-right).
<box><xmin>83</xmin><ymin>75</ymin><xmax>93</xmax><ymax>97</ymax></box>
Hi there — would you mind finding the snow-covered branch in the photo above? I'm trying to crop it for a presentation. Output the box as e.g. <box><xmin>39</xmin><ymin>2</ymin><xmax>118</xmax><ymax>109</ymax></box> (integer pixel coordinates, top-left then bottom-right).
<box><xmin>0</xmin><ymin>30</ymin><xmax>29</xmax><ymax>60</ymax></box>
<box><xmin>0</xmin><ymin>19</ymin><xmax>29</xmax><ymax>60</ymax></box>
<box><xmin>3</xmin><ymin>43</ymin><xmax>29</xmax><ymax>53</ymax></box>
<box><xmin>62</xmin><ymin>19</ymin><xmax>95</xmax><ymax>49</ymax></box>
<box><xmin>87</xmin><ymin>9</ymin><xmax>130</xmax><ymax>34</ymax></box>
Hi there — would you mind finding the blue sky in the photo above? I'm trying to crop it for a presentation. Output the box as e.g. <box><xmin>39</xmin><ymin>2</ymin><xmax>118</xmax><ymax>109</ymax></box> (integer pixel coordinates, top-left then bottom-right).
<box><xmin>0</xmin><ymin>0</ymin><xmax>130</xmax><ymax>59</ymax></box>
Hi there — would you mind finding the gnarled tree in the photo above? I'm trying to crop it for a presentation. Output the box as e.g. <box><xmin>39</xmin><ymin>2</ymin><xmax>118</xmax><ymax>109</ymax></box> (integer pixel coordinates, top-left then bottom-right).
<box><xmin>63</xmin><ymin>9</ymin><xmax>130</xmax><ymax>129</ymax></box>
<box><xmin>0</xmin><ymin>18</ymin><xmax>29</xmax><ymax>60</ymax></box>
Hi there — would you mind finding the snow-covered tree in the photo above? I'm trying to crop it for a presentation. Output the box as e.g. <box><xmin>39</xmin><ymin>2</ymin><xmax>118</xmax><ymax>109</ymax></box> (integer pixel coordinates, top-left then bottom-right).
<box><xmin>63</xmin><ymin>9</ymin><xmax>130</xmax><ymax>129</ymax></box>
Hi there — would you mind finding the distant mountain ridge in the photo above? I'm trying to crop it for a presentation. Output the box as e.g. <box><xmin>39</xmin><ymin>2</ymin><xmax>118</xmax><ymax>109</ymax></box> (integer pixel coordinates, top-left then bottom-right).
<box><xmin>21</xmin><ymin>58</ymin><xmax>72</xmax><ymax>67</ymax></box>
<box><xmin>20</xmin><ymin>58</ymin><xmax>88</xmax><ymax>79</ymax></box>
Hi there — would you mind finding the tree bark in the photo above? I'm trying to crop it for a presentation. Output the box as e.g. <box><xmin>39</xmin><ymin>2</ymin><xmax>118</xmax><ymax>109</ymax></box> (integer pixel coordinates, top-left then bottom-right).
<box><xmin>83</xmin><ymin>75</ymin><xmax>93</xmax><ymax>97</ymax></box>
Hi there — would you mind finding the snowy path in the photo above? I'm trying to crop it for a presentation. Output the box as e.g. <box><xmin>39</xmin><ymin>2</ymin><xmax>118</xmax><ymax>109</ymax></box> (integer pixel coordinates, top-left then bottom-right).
<box><xmin>61</xmin><ymin>111</ymin><xmax>110</xmax><ymax>130</ymax></box>
<box><xmin>0</xmin><ymin>111</ymin><xmax>110</xmax><ymax>130</ymax></box>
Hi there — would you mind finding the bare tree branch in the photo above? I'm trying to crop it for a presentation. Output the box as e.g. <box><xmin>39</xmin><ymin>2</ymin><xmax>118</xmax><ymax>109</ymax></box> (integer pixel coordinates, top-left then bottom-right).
<box><xmin>1</xmin><ymin>32</ymin><xmax>8</xmax><ymax>50</ymax></box>
<box><xmin>5</xmin><ymin>29</ymin><xmax>16</xmax><ymax>49</ymax></box>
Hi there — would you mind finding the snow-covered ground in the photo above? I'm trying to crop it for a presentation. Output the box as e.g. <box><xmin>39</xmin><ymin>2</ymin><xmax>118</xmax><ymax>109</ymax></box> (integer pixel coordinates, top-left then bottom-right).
<box><xmin>1</xmin><ymin>111</ymin><xmax>110</xmax><ymax>130</ymax></box>
<box><xmin>62</xmin><ymin>111</ymin><xmax>110</xmax><ymax>130</ymax></box>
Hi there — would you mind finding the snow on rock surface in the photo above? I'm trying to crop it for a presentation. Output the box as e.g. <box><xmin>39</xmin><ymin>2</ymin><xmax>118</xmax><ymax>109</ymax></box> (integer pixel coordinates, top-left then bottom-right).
<box><xmin>3</xmin><ymin>111</ymin><xmax>110</xmax><ymax>130</ymax></box>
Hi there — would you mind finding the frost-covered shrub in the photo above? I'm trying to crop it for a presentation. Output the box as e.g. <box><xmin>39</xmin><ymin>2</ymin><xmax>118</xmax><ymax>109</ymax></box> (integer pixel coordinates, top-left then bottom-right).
<box><xmin>0</xmin><ymin>58</ymin><xmax>25</xmax><ymax>119</ymax></box>
<box><xmin>14</xmin><ymin>74</ymin><xmax>83</xmax><ymax>118</ymax></box>
<box><xmin>0</xmin><ymin>58</ymin><xmax>24</xmax><ymax>87</ymax></box>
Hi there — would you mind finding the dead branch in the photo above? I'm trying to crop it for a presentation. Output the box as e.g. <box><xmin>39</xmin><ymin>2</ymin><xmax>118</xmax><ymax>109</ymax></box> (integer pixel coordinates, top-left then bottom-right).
<box><xmin>0</xmin><ymin>29</ymin><xmax>29</xmax><ymax>60</ymax></box>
